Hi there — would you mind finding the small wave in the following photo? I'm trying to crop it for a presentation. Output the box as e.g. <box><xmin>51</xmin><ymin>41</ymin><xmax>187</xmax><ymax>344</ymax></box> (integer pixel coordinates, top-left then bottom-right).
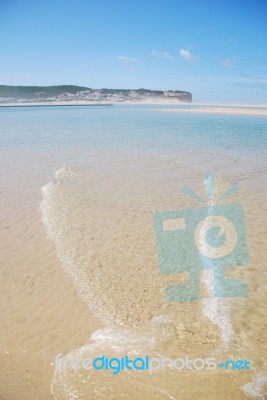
<box><xmin>40</xmin><ymin>165</ymin><xmax>102</xmax><ymax>317</ymax></box>
<box><xmin>40</xmin><ymin>165</ymin><xmax>172</xmax><ymax>326</ymax></box>
<box><xmin>201</xmin><ymin>175</ymin><xmax>234</xmax><ymax>348</ymax></box>
<box><xmin>242</xmin><ymin>373</ymin><xmax>267</xmax><ymax>399</ymax></box>
<box><xmin>51</xmin><ymin>326</ymin><xmax>175</xmax><ymax>400</ymax></box>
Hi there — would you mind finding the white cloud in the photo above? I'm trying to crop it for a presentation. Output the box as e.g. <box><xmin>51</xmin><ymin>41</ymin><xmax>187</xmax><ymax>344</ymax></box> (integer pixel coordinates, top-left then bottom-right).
<box><xmin>179</xmin><ymin>48</ymin><xmax>194</xmax><ymax>61</ymax></box>
<box><xmin>150</xmin><ymin>50</ymin><xmax>175</xmax><ymax>60</ymax></box>
<box><xmin>117</xmin><ymin>56</ymin><xmax>141</xmax><ymax>64</ymax></box>
<box><xmin>198</xmin><ymin>23</ymin><xmax>233</xmax><ymax>34</ymax></box>
<box><xmin>222</xmin><ymin>57</ymin><xmax>237</xmax><ymax>68</ymax></box>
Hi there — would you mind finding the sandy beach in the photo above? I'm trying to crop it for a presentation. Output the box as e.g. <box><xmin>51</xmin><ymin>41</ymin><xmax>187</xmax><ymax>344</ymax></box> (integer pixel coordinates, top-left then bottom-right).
<box><xmin>1</xmin><ymin>102</ymin><xmax>267</xmax><ymax>117</ymax></box>
<box><xmin>156</xmin><ymin>106</ymin><xmax>267</xmax><ymax>116</ymax></box>
<box><xmin>1</xmin><ymin>0</ymin><xmax>267</xmax><ymax>398</ymax></box>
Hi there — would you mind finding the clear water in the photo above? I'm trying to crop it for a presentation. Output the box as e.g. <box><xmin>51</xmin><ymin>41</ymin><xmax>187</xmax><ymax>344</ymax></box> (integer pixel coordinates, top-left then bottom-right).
<box><xmin>1</xmin><ymin>105</ymin><xmax>267</xmax><ymax>399</ymax></box>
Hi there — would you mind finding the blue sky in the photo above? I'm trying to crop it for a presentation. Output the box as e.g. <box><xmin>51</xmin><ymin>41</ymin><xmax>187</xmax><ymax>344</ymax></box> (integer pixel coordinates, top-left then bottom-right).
<box><xmin>0</xmin><ymin>0</ymin><xmax>266</xmax><ymax>103</ymax></box>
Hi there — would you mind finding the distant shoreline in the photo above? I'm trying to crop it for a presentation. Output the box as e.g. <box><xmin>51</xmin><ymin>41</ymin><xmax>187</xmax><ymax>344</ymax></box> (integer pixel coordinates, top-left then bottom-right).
<box><xmin>0</xmin><ymin>85</ymin><xmax>192</xmax><ymax>105</ymax></box>
<box><xmin>0</xmin><ymin>99</ymin><xmax>192</xmax><ymax>108</ymax></box>
<box><xmin>155</xmin><ymin>106</ymin><xmax>267</xmax><ymax>117</ymax></box>
<box><xmin>1</xmin><ymin>103</ymin><xmax>267</xmax><ymax>117</ymax></box>
<box><xmin>0</xmin><ymin>102</ymin><xmax>113</xmax><ymax>108</ymax></box>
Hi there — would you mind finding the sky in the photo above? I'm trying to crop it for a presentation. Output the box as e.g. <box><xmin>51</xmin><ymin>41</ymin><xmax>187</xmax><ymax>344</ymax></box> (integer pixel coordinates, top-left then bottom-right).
<box><xmin>0</xmin><ymin>0</ymin><xmax>266</xmax><ymax>103</ymax></box>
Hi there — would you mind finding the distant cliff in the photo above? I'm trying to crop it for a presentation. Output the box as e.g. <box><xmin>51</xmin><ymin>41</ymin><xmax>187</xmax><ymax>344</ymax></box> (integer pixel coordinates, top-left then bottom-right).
<box><xmin>0</xmin><ymin>85</ymin><xmax>192</xmax><ymax>104</ymax></box>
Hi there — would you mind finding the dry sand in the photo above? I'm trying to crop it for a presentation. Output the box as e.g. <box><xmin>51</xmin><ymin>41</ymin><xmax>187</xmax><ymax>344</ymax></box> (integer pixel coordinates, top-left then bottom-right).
<box><xmin>157</xmin><ymin>107</ymin><xmax>267</xmax><ymax>116</ymax></box>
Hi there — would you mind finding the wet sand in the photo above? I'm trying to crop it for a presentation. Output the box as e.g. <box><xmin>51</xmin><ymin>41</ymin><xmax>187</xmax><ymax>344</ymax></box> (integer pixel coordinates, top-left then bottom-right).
<box><xmin>1</xmin><ymin>155</ymin><xmax>266</xmax><ymax>399</ymax></box>
<box><xmin>0</xmin><ymin>106</ymin><xmax>266</xmax><ymax>399</ymax></box>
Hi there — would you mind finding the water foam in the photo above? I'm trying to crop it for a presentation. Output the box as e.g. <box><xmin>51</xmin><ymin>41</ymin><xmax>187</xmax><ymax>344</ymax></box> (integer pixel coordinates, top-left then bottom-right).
<box><xmin>40</xmin><ymin>166</ymin><xmax>104</xmax><ymax>319</ymax></box>
<box><xmin>50</xmin><ymin>326</ymin><xmax>176</xmax><ymax>400</ymax></box>
<box><xmin>242</xmin><ymin>373</ymin><xmax>267</xmax><ymax>399</ymax></box>
<box><xmin>42</xmin><ymin>168</ymin><xmax>266</xmax><ymax>399</ymax></box>
<box><xmin>201</xmin><ymin>175</ymin><xmax>234</xmax><ymax>348</ymax></box>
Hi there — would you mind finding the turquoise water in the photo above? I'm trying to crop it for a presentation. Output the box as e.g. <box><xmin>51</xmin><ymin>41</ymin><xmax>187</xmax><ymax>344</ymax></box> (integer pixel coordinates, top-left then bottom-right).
<box><xmin>1</xmin><ymin>105</ymin><xmax>267</xmax><ymax>152</ymax></box>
